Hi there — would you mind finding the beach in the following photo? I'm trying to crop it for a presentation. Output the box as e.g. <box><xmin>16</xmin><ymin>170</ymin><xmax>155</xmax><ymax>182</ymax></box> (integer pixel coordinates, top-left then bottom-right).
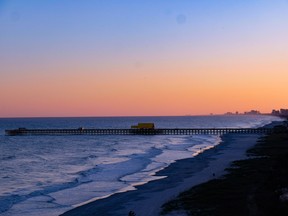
<box><xmin>162</xmin><ymin>122</ymin><xmax>288</xmax><ymax>215</ymax></box>
<box><xmin>61</xmin><ymin>125</ymin><xmax>279</xmax><ymax>216</ymax></box>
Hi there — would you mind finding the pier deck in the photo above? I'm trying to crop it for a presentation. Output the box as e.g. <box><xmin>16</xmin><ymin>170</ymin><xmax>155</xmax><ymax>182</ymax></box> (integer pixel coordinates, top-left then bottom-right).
<box><xmin>5</xmin><ymin>127</ymin><xmax>278</xmax><ymax>136</ymax></box>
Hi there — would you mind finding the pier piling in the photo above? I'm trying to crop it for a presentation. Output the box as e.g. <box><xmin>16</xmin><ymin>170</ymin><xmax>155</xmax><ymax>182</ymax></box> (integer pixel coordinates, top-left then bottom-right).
<box><xmin>5</xmin><ymin>127</ymin><xmax>278</xmax><ymax>136</ymax></box>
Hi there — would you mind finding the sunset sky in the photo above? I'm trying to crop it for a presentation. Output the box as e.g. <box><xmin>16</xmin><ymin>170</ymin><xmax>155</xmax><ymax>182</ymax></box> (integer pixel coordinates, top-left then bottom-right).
<box><xmin>1</xmin><ymin>0</ymin><xmax>288</xmax><ymax>117</ymax></box>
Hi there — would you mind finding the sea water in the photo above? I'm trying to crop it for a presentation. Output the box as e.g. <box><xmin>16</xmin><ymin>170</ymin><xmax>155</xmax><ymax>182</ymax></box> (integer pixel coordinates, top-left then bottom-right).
<box><xmin>0</xmin><ymin>115</ymin><xmax>282</xmax><ymax>216</ymax></box>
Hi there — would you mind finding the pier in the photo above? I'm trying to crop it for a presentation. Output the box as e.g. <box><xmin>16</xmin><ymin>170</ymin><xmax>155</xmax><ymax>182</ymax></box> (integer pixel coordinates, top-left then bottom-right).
<box><xmin>5</xmin><ymin>127</ymin><xmax>280</xmax><ymax>136</ymax></box>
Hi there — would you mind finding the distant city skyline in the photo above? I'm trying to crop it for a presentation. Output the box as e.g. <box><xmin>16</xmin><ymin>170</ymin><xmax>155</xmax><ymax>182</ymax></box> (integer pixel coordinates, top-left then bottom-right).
<box><xmin>1</xmin><ymin>0</ymin><xmax>288</xmax><ymax>117</ymax></box>
<box><xmin>224</xmin><ymin>108</ymin><xmax>288</xmax><ymax>116</ymax></box>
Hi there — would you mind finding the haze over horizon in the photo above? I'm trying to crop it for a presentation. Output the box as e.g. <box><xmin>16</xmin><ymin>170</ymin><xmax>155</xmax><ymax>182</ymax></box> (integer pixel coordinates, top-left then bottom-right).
<box><xmin>1</xmin><ymin>0</ymin><xmax>288</xmax><ymax>118</ymax></box>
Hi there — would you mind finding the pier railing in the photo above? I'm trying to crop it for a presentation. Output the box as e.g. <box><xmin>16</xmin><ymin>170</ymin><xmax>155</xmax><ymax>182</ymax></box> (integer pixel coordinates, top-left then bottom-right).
<box><xmin>5</xmin><ymin>127</ymin><xmax>282</xmax><ymax>136</ymax></box>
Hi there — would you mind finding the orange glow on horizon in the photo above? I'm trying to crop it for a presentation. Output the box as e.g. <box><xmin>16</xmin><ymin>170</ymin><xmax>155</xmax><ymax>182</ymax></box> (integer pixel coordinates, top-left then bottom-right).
<box><xmin>1</xmin><ymin>56</ymin><xmax>287</xmax><ymax>118</ymax></box>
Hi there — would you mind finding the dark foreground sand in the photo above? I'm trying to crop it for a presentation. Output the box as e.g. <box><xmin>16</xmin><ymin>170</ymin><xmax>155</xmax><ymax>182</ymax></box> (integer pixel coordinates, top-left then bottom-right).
<box><xmin>60</xmin><ymin>123</ymin><xmax>285</xmax><ymax>216</ymax></box>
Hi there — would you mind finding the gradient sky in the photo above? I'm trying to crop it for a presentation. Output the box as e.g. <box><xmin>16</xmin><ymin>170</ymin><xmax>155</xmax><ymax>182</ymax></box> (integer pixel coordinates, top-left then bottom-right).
<box><xmin>1</xmin><ymin>0</ymin><xmax>288</xmax><ymax>117</ymax></box>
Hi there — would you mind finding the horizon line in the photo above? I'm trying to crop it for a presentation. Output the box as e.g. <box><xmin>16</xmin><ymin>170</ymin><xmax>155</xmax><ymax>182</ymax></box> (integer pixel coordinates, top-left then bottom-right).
<box><xmin>0</xmin><ymin>113</ymin><xmax>273</xmax><ymax>119</ymax></box>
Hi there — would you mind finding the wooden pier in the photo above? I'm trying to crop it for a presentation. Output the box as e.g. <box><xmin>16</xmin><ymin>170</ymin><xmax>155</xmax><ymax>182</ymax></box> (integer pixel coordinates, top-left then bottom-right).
<box><xmin>5</xmin><ymin>127</ymin><xmax>279</xmax><ymax>136</ymax></box>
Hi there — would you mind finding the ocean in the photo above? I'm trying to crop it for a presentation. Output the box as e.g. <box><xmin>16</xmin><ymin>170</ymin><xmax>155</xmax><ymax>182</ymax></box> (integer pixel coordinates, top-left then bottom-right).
<box><xmin>0</xmin><ymin>115</ymin><xmax>282</xmax><ymax>216</ymax></box>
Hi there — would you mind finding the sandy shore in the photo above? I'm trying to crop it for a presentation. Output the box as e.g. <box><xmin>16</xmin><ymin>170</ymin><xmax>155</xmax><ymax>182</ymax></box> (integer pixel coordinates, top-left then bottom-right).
<box><xmin>162</xmin><ymin>121</ymin><xmax>288</xmax><ymax>215</ymax></box>
<box><xmin>61</xmin><ymin>131</ymin><xmax>264</xmax><ymax>216</ymax></box>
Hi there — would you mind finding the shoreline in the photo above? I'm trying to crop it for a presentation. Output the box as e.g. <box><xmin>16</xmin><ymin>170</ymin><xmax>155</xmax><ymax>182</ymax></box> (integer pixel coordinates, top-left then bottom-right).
<box><xmin>61</xmin><ymin>123</ymin><xmax>279</xmax><ymax>216</ymax></box>
<box><xmin>162</xmin><ymin>120</ymin><xmax>288</xmax><ymax>215</ymax></box>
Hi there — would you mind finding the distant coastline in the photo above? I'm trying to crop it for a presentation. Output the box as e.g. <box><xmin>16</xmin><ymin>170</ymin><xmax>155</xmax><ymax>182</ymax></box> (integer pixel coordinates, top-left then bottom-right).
<box><xmin>224</xmin><ymin>108</ymin><xmax>288</xmax><ymax>117</ymax></box>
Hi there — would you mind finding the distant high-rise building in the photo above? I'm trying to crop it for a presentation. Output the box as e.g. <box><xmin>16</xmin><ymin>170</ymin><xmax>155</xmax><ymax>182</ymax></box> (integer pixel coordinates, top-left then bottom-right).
<box><xmin>244</xmin><ymin>110</ymin><xmax>261</xmax><ymax>115</ymax></box>
<box><xmin>271</xmin><ymin>109</ymin><xmax>288</xmax><ymax>116</ymax></box>
<box><xmin>272</xmin><ymin>109</ymin><xmax>280</xmax><ymax>115</ymax></box>
<box><xmin>280</xmin><ymin>109</ymin><xmax>288</xmax><ymax>116</ymax></box>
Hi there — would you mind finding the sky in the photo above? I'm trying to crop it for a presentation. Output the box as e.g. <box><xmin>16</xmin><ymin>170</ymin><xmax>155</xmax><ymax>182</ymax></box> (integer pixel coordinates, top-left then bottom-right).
<box><xmin>0</xmin><ymin>0</ymin><xmax>288</xmax><ymax>117</ymax></box>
